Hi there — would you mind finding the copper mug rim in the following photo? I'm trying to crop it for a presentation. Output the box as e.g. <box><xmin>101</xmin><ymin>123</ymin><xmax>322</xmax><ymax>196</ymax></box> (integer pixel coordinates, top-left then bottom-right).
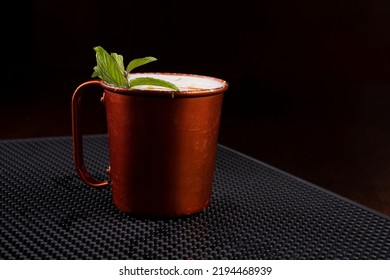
<box><xmin>99</xmin><ymin>72</ymin><xmax>229</xmax><ymax>98</ymax></box>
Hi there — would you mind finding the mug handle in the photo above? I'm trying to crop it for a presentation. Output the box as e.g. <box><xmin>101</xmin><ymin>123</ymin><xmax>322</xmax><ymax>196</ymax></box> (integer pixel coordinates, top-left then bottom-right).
<box><xmin>71</xmin><ymin>80</ymin><xmax>109</xmax><ymax>187</ymax></box>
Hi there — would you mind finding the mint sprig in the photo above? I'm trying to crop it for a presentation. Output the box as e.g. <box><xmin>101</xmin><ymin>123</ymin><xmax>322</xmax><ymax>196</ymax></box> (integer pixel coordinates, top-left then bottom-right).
<box><xmin>92</xmin><ymin>46</ymin><xmax>179</xmax><ymax>91</ymax></box>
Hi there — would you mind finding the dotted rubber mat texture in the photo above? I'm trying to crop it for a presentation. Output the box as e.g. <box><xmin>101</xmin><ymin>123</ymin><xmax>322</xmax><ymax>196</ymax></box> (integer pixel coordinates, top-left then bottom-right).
<box><xmin>1</xmin><ymin>135</ymin><xmax>389</xmax><ymax>259</ymax></box>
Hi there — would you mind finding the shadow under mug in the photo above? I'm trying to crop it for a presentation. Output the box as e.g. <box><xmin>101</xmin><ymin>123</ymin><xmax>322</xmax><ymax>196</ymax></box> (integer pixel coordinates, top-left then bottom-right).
<box><xmin>71</xmin><ymin>73</ymin><xmax>228</xmax><ymax>217</ymax></box>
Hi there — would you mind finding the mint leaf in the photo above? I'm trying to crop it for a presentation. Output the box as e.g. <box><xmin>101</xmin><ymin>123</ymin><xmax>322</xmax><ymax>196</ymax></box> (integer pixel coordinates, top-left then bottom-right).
<box><xmin>92</xmin><ymin>66</ymin><xmax>100</xmax><ymax>78</ymax></box>
<box><xmin>130</xmin><ymin>77</ymin><xmax>180</xmax><ymax>91</ymax></box>
<box><xmin>110</xmin><ymin>53</ymin><xmax>125</xmax><ymax>73</ymax></box>
<box><xmin>92</xmin><ymin>46</ymin><xmax>180</xmax><ymax>91</ymax></box>
<box><xmin>93</xmin><ymin>46</ymin><xmax>127</xmax><ymax>87</ymax></box>
<box><xmin>126</xmin><ymin>56</ymin><xmax>157</xmax><ymax>73</ymax></box>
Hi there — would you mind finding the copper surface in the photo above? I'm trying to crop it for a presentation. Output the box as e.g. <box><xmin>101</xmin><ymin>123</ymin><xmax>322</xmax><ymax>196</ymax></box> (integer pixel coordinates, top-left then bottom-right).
<box><xmin>72</xmin><ymin>74</ymin><xmax>228</xmax><ymax>217</ymax></box>
<box><xmin>71</xmin><ymin>80</ymin><xmax>110</xmax><ymax>187</ymax></box>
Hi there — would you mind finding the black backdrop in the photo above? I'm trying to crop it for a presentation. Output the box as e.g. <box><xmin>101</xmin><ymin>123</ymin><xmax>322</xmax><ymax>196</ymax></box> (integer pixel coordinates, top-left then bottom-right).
<box><xmin>4</xmin><ymin>1</ymin><xmax>390</xmax><ymax>108</ymax></box>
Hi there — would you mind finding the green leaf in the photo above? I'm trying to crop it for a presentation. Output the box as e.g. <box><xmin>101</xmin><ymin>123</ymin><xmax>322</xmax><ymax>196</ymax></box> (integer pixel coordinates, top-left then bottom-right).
<box><xmin>110</xmin><ymin>53</ymin><xmax>125</xmax><ymax>73</ymax></box>
<box><xmin>126</xmin><ymin>56</ymin><xmax>157</xmax><ymax>73</ymax></box>
<box><xmin>93</xmin><ymin>46</ymin><xmax>127</xmax><ymax>87</ymax></box>
<box><xmin>92</xmin><ymin>47</ymin><xmax>179</xmax><ymax>91</ymax></box>
<box><xmin>91</xmin><ymin>66</ymin><xmax>100</xmax><ymax>78</ymax></box>
<box><xmin>130</xmin><ymin>77</ymin><xmax>180</xmax><ymax>91</ymax></box>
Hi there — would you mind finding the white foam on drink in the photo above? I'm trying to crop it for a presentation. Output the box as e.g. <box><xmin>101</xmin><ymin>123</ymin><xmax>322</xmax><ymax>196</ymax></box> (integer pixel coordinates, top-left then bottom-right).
<box><xmin>129</xmin><ymin>73</ymin><xmax>226</xmax><ymax>91</ymax></box>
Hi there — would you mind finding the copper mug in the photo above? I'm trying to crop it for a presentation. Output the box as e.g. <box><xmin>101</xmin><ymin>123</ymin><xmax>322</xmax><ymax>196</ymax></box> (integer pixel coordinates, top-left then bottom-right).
<box><xmin>71</xmin><ymin>73</ymin><xmax>228</xmax><ymax>217</ymax></box>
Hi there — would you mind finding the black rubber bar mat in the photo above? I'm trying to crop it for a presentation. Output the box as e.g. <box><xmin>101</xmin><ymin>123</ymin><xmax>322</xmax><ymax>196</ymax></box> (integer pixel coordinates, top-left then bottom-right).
<box><xmin>1</xmin><ymin>135</ymin><xmax>389</xmax><ymax>259</ymax></box>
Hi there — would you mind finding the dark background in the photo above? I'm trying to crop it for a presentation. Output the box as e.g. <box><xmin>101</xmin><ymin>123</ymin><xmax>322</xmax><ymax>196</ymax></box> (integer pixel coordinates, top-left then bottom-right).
<box><xmin>1</xmin><ymin>0</ymin><xmax>390</xmax><ymax>215</ymax></box>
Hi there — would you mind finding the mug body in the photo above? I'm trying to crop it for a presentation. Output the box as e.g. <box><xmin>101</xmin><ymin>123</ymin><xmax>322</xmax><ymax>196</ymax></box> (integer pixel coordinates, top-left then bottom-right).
<box><xmin>102</xmin><ymin>73</ymin><xmax>227</xmax><ymax>216</ymax></box>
